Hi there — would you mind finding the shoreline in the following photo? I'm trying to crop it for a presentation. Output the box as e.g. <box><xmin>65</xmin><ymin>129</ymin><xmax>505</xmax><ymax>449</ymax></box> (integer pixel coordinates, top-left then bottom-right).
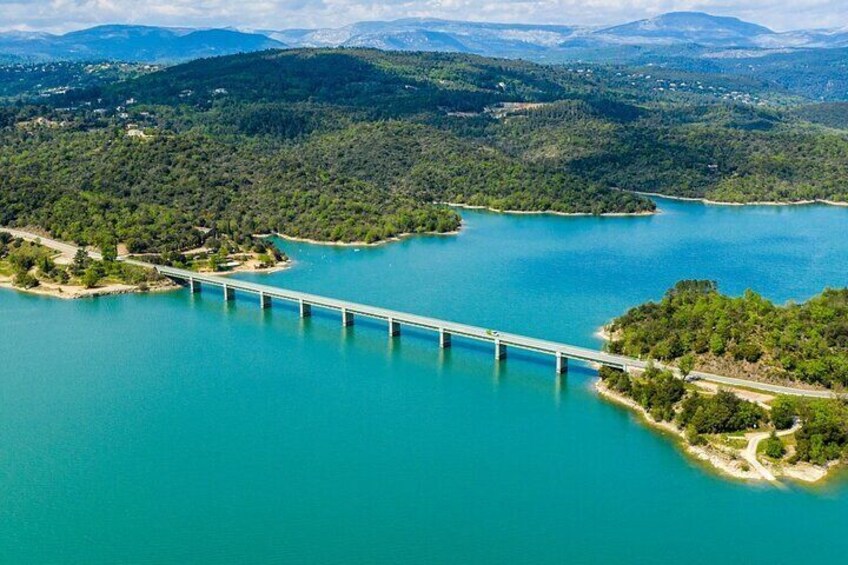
<box><xmin>442</xmin><ymin>202</ymin><xmax>657</xmax><ymax>218</ymax></box>
<box><xmin>273</xmin><ymin>228</ymin><xmax>462</xmax><ymax>248</ymax></box>
<box><xmin>160</xmin><ymin>257</ymin><xmax>294</xmax><ymax>277</ymax></box>
<box><xmin>594</xmin><ymin>378</ymin><xmax>830</xmax><ymax>484</ymax></box>
<box><xmin>207</xmin><ymin>261</ymin><xmax>292</xmax><ymax>276</ymax></box>
<box><xmin>0</xmin><ymin>259</ymin><xmax>293</xmax><ymax>300</ymax></box>
<box><xmin>0</xmin><ymin>276</ymin><xmax>179</xmax><ymax>300</ymax></box>
<box><xmin>595</xmin><ymin>378</ymin><xmax>765</xmax><ymax>482</ymax></box>
<box><xmin>631</xmin><ymin>190</ymin><xmax>848</xmax><ymax>208</ymax></box>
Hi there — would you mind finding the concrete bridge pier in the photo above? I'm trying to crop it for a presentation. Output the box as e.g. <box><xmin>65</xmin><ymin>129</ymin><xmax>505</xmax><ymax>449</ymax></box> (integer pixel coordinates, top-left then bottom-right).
<box><xmin>556</xmin><ymin>352</ymin><xmax>568</xmax><ymax>375</ymax></box>
<box><xmin>189</xmin><ymin>278</ymin><xmax>201</xmax><ymax>294</ymax></box>
<box><xmin>299</xmin><ymin>299</ymin><xmax>312</xmax><ymax>318</ymax></box>
<box><xmin>439</xmin><ymin>328</ymin><xmax>451</xmax><ymax>348</ymax></box>
<box><xmin>388</xmin><ymin>318</ymin><xmax>400</xmax><ymax>337</ymax></box>
<box><xmin>259</xmin><ymin>292</ymin><xmax>271</xmax><ymax>309</ymax></box>
<box><xmin>494</xmin><ymin>339</ymin><xmax>507</xmax><ymax>361</ymax></box>
<box><xmin>341</xmin><ymin>308</ymin><xmax>354</xmax><ymax>327</ymax></box>
<box><xmin>223</xmin><ymin>285</ymin><xmax>234</xmax><ymax>301</ymax></box>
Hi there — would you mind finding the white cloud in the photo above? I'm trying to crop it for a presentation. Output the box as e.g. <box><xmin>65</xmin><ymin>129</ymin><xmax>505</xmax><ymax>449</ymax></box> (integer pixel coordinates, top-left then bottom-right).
<box><xmin>0</xmin><ymin>0</ymin><xmax>845</xmax><ymax>33</ymax></box>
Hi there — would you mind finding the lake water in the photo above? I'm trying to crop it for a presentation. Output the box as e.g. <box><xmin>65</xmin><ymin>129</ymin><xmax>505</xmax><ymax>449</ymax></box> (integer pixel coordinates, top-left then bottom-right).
<box><xmin>2</xmin><ymin>197</ymin><xmax>848</xmax><ymax>564</ymax></box>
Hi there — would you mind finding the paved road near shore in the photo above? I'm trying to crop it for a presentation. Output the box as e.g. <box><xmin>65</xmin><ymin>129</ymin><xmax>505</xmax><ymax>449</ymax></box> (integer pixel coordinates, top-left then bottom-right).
<box><xmin>0</xmin><ymin>227</ymin><xmax>102</xmax><ymax>260</ymax></box>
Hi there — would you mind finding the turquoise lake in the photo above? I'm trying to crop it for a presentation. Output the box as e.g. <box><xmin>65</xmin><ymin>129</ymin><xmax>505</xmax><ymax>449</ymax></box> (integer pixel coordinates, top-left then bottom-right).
<box><xmin>2</xmin><ymin>197</ymin><xmax>848</xmax><ymax>564</ymax></box>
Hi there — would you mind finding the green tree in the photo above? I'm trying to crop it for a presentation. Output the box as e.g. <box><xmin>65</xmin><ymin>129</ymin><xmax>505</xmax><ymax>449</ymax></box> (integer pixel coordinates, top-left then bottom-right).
<box><xmin>71</xmin><ymin>249</ymin><xmax>89</xmax><ymax>276</ymax></box>
<box><xmin>81</xmin><ymin>265</ymin><xmax>103</xmax><ymax>288</ymax></box>
<box><xmin>679</xmin><ymin>353</ymin><xmax>696</xmax><ymax>377</ymax></box>
<box><xmin>770</xmin><ymin>397</ymin><xmax>797</xmax><ymax>430</ymax></box>
<box><xmin>100</xmin><ymin>240</ymin><xmax>118</xmax><ymax>262</ymax></box>
<box><xmin>763</xmin><ymin>432</ymin><xmax>786</xmax><ymax>459</ymax></box>
<box><xmin>794</xmin><ymin>400</ymin><xmax>848</xmax><ymax>464</ymax></box>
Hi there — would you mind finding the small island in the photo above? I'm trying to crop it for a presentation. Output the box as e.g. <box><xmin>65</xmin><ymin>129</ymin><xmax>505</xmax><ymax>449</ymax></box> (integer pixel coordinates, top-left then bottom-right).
<box><xmin>600</xmin><ymin>280</ymin><xmax>848</xmax><ymax>483</ymax></box>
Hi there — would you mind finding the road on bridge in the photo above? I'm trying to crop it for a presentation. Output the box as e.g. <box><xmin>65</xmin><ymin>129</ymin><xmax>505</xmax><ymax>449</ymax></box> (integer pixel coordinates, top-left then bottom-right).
<box><xmin>0</xmin><ymin>227</ymin><xmax>840</xmax><ymax>400</ymax></box>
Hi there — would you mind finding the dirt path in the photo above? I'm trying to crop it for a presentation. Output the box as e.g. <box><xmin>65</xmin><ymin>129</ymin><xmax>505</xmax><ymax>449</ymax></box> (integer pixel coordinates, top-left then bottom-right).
<box><xmin>742</xmin><ymin>422</ymin><xmax>801</xmax><ymax>482</ymax></box>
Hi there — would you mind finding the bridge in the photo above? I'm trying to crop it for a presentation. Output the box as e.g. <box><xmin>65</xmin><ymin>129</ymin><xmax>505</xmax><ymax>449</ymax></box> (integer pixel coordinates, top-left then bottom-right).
<box><xmin>0</xmin><ymin>225</ymin><xmax>835</xmax><ymax>398</ymax></box>
<box><xmin>153</xmin><ymin>265</ymin><xmax>648</xmax><ymax>377</ymax></box>
<box><xmin>151</xmin><ymin>265</ymin><xmax>840</xmax><ymax>398</ymax></box>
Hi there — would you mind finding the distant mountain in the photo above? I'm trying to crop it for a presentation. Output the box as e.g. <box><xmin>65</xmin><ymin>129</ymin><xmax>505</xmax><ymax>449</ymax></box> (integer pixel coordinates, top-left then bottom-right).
<box><xmin>267</xmin><ymin>18</ymin><xmax>579</xmax><ymax>57</ymax></box>
<box><xmin>280</xmin><ymin>13</ymin><xmax>848</xmax><ymax>53</ymax></box>
<box><xmin>4</xmin><ymin>13</ymin><xmax>848</xmax><ymax>64</ymax></box>
<box><xmin>264</xmin><ymin>13</ymin><xmax>845</xmax><ymax>100</ymax></box>
<box><xmin>2</xmin><ymin>12</ymin><xmax>848</xmax><ymax>100</ymax></box>
<box><xmin>758</xmin><ymin>28</ymin><xmax>848</xmax><ymax>49</ymax></box>
<box><xmin>596</xmin><ymin>12</ymin><xmax>774</xmax><ymax>47</ymax></box>
<box><xmin>263</xmin><ymin>13</ymin><xmax>848</xmax><ymax>67</ymax></box>
<box><xmin>0</xmin><ymin>25</ymin><xmax>285</xmax><ymax>62</ymax></box>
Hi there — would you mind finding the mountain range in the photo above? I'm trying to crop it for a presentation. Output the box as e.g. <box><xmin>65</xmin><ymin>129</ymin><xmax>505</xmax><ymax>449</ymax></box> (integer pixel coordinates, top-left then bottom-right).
<box><xmin>270</xmin><ymin>12</ymin><xmax>848</xmax><ymax>53</ymax></box>
<box><xmin>2</xmin><ymin>12</ymin><xmax>848</xmax><ymax>64</ymax></box>
<box><xmin>0</xmin><ymin>26</ymin><xmax>284</xmax><ymax>63</ymax></box>
<box><xmin>1</xmin><ymin>12</ymin><xmax>847</xmax><ymax>100</ymax></box>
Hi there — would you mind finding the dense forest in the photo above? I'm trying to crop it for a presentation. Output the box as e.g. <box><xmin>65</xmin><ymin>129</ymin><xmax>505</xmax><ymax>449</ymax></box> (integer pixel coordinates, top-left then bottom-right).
<box><xmin>606</xmin><ymin>280</ymin><xmax>848</xmax><ymax>389</ymax></box>
<box><xmin>1</xmin><ymin>48</ymin><xmax>847</xmax><ymax>252</ymax></box>
<box><xmin>0</xmin><ymin>61</ymin><xmax>158</xmax><ymax>100</ymax></box>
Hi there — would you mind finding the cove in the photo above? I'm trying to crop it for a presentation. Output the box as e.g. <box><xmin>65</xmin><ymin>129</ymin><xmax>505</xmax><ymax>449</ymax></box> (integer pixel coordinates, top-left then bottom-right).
<box><xmin>2</xmin><ymin>197</ymin><xmax>848</xmax><ymax>564</ymax></box>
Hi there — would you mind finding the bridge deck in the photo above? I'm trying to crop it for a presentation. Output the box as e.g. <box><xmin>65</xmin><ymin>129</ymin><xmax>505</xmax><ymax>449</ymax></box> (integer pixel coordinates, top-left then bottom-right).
<box><xmin>0</xmin><ymin>228</ymin><xmax>833</xmax><ymax>398</ymax></box>
<box><xmin>147</xmin><ymin>264</ymin><xmax>836</xmax><ymax>398</ymax></box>
<box><xmin>154</xmin><ymin>265</ymin><xmax>645</xmax><ymax>371</ymax></box>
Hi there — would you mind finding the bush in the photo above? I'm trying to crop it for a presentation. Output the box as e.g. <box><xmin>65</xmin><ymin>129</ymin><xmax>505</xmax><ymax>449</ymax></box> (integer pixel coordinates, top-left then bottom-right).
<box><xmin>257</xmin><ymin>253</ymin><xmax>272</xmax><ymax>267</ymax></box>
<box><xmin>763</xmin><ymin>432</ymin><xmax>786</xmax><ymax>459</ymax></box>
<box><xmin>12</xmin><ymin>270</ymin><xmax>39</xmax><ymax>289</ymax></box>
<box><xmin>685</xmin><ymin>424</ymin><xmax>706</xmax><ymax>446</ymax></box>
<box><xmin>599</xmin><ymin>366</ymin><xmax>632</xmax><ymax>395</ymax></box>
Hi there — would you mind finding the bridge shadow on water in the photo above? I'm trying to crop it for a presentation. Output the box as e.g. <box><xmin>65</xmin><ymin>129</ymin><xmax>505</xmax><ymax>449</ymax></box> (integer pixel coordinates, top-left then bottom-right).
<box><xmin>177</xmin><ymin>285</ymin><xmax>597</xmax><ymax>402</ymax></box>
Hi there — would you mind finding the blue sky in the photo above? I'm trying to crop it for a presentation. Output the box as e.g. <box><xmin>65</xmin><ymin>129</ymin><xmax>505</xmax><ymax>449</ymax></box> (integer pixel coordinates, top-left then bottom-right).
<box><xmin>1</xmin><ymin>0</ymin><xmax>846</xmax><ymax>33</ymax></box>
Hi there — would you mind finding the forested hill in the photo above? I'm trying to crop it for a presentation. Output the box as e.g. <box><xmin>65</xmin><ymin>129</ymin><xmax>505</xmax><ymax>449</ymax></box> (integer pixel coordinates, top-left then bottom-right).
<box><xmin>0</xmin><ymin>49</ymin><xmax>654</xmax><ymax>251</ymax></box>
<box><xmin>606</xmin><ymin>281</ymin><xmax>848</xmax><ymax>389</ymax></box>
<box><xmin>76</xmin><ymin>48</ymin><xmax>639</xmax><ymax>116</ymax></box>
<box><xmin>1</xmin><ymin>48</ymin><xmax>847</xmax><ymax>253</ymax></box>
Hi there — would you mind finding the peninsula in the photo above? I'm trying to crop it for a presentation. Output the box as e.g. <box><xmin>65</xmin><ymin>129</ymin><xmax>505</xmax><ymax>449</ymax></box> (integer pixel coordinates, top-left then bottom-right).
<box><xmin>601</xmin><ymin>280</ymin><xmax>848</xmax><ymax>483</ymax></box>
<box><xmin>0</xmin><ymin>228</ymin><xmax>289</xmax><ymax>299</ymax></box>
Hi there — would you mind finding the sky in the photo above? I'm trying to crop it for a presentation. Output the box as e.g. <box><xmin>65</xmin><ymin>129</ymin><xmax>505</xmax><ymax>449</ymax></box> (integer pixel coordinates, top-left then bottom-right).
<box><xmin>0</xmin><ymin>0</ymin><xmax>846</xmax><ymax>34</ymax></box>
